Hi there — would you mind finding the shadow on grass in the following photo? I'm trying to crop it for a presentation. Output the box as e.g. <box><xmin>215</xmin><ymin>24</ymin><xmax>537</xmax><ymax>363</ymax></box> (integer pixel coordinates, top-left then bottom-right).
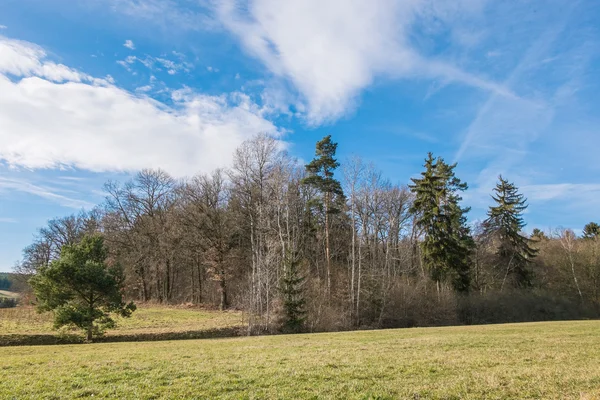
<box><xmin>0</xmin><ymin>326</ymin><xmax>245</xmax><ymax>347</ymax></box>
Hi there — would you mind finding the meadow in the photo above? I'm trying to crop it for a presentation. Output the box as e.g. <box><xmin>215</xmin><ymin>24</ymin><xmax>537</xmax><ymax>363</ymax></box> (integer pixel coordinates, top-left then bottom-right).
<box><xmin>0</xmin><ymin>305</ymin><xmax>244</xmax><ymax>346</ymax></box>
<box><xmin>1</xmin><ymin>320</ymin><xmax>599</xmax><ymax>399</ymax></box>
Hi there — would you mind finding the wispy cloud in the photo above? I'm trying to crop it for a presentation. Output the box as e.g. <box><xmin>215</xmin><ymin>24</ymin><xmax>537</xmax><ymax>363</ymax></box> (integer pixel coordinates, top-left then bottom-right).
<box><xmin>117</xmin><ymin>53</ymin><xmax>193</xmax><ymax>75</ymax></box>
<box><xmin>99</xmin><ymin>0</ymin><xmax>218</xmax><ymax>31</ymax></box>
<box><xmin>0</xmin><ymin>25</ymin><xmax>7</xmax><ymax>30</ymax></box>
<box><xmin>0</xmin><ymin>177</ymin><xmax>93</xmax><ymax>209</ymax></box>
<box><xmin>0</xmin><ymin>218</ymin><xmax>17</xmax><ymax>223</ymax></box>
<box><xmin>123</xmin><ymin>39</ymin><xmax>136</xmax><ymax>50</ymax></box>
<box><xmin>216</xmin><ymin>0</ymin><xmax>518</xmax><ymax>125</ymax></box>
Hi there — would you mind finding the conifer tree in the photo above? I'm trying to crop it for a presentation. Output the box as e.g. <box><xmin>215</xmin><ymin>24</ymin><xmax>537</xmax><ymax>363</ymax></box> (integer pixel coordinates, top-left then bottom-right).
<box><xmin>302</xmin><ymin>135</ymin><xmax>344</xmax><ymax>295</ymax></box>
<box><xmin>531</xmin><ymin>228</ymin><xmax>548</xmax><ymax>241</ymax></box>
<box><xmin>583</xmin><ymin>222</ymin><xmax>600</xmax><ymax>239</ymax></box>
<box><xmin>280</xmin><ymin>251</ymin><xmax>306</xmax><ymax>333</ymax></box>
<box><xmin>483</xmin><ymin>176</ymin><xmax>537</xmax><ymax>289</ymax></box>
<box><xmin>30</xmin><ymin>235</ymin><xmax>136</xmax><ymax>341</ymax></box>
<box><xmin>409</xmin><ymin>153</ymin><xmax>473</xmax><ymax>292</ymax></box>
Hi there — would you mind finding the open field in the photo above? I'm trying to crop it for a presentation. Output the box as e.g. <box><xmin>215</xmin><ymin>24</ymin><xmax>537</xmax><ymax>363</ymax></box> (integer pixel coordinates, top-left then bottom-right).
<box><xmin>0</xmin><ymin>290</ymin><xmax>19</xmax><ymax>298</ymax></box>
<box><xmin>1</xmin><ymin>321</ymin><xmax>599</xmax><ymax>399</ymax></box>
<box><xmin>0</xmin><ymin>305</ymin><xmax>244</xmax><ymax>346</ymax></box>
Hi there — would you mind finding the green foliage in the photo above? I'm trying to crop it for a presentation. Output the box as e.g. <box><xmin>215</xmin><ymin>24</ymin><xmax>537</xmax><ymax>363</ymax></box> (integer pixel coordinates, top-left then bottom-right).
<box><xmin>483</xmin><ymin>176</ymin><xmax>537</xmax><ymax>288</ymax></box>
<box><xmin>302</xmin><ymin>135</ymin><xmax>345</xmax><ymax>212</ymax></box>
<box><xmin>280</xmin><ymin>251</ymin><xmax>306</xmax><ymax>333</ymax></box>
<box><xmin>531</xmin><ymin>228</ymin><xmax>548</xmax><ymax>241</ymax></box>
<box><xmin>29</xmin><ymin>234</ymin><xmax>136</xmax><ymax>341</ymax></box>
<box><xmin>409</xmin><ymin>153</ymin><xmax>473</xmax><ymax>292</ymax></box>
<box><xmin>583</xmin><ymin>222</ymin><xmax>600</xmax><ymax>239</ymax></box>
<box><xmin>0</xmin><ymin>297</ymin><xmax>17</xmax><ymax>308</ymax></box>
<box><xmin>0</xmin><ymin>275</ymin><xmax>11</xmax><ymax>290</ymax></box>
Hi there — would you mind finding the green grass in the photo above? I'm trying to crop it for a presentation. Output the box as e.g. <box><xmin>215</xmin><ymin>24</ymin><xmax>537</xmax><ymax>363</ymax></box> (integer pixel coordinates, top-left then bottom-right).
<box><xmin>1</xmin><ymin>321</ymin><xmax>599</xmax><ymax>399</ymax></box>
<box><xmin>0</xmin><ymin>305</ymin><xmax>244</xmax><ymax>345</ymax></box>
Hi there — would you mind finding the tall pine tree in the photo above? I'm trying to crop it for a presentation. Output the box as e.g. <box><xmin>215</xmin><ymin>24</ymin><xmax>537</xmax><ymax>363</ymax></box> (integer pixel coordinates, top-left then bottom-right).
<box><xmin>301</xmin><ymin>135</ymin><xmax>344</xmax><ymax>295</ymax></box>
<box><xmin>409</xmin><ymin>153</ymin><xmax>473</xmax><ymax>293</ymax></box>
<box><xmin>483</xmin><ymin>176</ymin><xmax>537</xmax><ymax>289</ymax></box>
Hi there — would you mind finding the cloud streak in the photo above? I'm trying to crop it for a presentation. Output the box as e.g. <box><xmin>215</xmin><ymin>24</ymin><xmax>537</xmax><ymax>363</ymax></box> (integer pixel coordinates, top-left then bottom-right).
<box><xmin>0</xmin><ymin>177</ymin><xmax>94</xmax><ymax>209</ymax></box>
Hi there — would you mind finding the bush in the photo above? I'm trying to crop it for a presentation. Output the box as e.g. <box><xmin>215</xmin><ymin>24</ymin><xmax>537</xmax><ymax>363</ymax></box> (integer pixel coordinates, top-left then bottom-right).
<box><xmin>0</xmin><ymin>297</ymin><xmax>17</xmax><ymax>308</ymax></box>
<box><xmin>458</xmin><ymin>290</ymin><xmax>598</xmax><ymax>325</ymax></box>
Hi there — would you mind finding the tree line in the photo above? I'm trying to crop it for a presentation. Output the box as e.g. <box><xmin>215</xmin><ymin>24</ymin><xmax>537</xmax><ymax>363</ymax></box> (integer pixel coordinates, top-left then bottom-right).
<box><xmin>16</xmin><ymin>134</ymin><xmax>600</xmax><ymax>333</ymax></box>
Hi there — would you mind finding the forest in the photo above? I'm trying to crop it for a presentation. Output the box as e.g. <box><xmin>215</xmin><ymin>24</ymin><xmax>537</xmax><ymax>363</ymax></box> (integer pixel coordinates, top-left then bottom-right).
<box><xmin>14</xmin><ymin>134</ymin><xmax>600</xmax><ymax>334</ymax></box>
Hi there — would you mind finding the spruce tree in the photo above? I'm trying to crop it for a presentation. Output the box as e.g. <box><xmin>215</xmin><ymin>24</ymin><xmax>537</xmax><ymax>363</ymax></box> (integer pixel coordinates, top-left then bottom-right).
<box><xmin>301</xmin><ymin>135</ymin><xmax>344</xmax><ymax>295</ymax></box>
<box><xmin>409</xmin><ymin>153</ymin><xmax>473</xmax><ymax>292</ymax></box>
<box><xmin>280</xmin><ymin>251</ymin><xmax>306</xmax><ymax>333</ymax></box>
<box><xmin>483</xmin><ymin>176</ymin><xmax>537</xmax><ymax>288</ymax></box>
<box><xmin>531</xmin><ymin>228</ymin><xmax>548</xmax><ymax>241</ymax></box>
<box><xmin>583</xmin><ymin>222</ymin><xmax>600</xmax><ymax>239</ymax></box>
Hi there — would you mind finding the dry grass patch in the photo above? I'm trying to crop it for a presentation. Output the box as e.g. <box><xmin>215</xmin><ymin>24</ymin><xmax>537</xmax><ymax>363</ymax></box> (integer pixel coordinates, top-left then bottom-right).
<box><xmin>0</xmin><ymin>305</ymin><xmax>244</xmax><ymax>345</ymax></box>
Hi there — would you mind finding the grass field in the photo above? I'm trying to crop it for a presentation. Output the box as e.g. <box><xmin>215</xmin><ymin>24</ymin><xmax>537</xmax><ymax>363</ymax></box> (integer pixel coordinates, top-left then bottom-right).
<box><xmin>0</xmin><ymin>290</ymin><xmax>19</xmax><ymax>298</ymax></box>
<box><xmin>0</xmin><ymin>305</ymin><xmax>244</xmax><ymax>345</ymax></box>
<box><xmin>1</xmin><ymin>320</ymin><xmax>599</xmax><ymax>399</ymax></box>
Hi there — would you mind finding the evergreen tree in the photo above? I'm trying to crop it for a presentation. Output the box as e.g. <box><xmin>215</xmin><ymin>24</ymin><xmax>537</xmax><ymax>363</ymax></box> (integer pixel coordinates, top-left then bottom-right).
<box><xmin>531</xmin><ymin>228</ymin><xmax>548</xmax><ymax>241</ymax></box>
<box><xmin>583</xmin><ymin>222</ymin><xmax>600</xmax><ymax>239</ymax></box>
<box><xmin>483</xmin><ymin>176</ymin><xmax>537</xmax><ymax>288</ymax></box>
<box><xmin>30</xmin><ymin>235</ymin><xmax>136</xmax><ymax>341</ymax></box>
<box><xmin>301</xmin><ymin>135</ymin><xmax>344</xmax><ymax>295</ymax></box>
<box><xmin>280</xmin><ymin>251</ymin><xmax>306</xmax><ymax>333</ymax></box>
<box><xmin>409</xmin><ymin>153</ymin><xmax>473</xmax><ymax>292</ymax></box>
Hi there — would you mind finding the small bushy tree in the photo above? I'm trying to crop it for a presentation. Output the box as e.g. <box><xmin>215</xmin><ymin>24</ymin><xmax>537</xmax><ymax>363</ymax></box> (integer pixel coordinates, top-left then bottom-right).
<box><xmin>30</xmin><ymin>235</ymin><xmax>136</xmax><ymax>341</ymax></box>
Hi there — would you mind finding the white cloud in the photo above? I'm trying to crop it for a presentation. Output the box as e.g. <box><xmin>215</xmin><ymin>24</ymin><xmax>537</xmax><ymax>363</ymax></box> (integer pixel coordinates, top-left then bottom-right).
<box><xmin>216</xmin><ymin>0</ymin><xmax>514</xmax><ymax>124</ymax></box>
<box><xmin>123</xmin><ymin>39</ymin><xmax>136</xmax><ymax>50</ymax></box>
<box><xmin>0</xmin><ymin>25</ymin><xmax>7</xmax><ymax>30</ymax></box>
<box><xmin>0</xmin><ymin>37</ymin><xmax>281</xmax><ymax>177</ymax></box>
<box><xmin>0</xmin><ymin>218</ymin><xmax>17</xmax><ymax>223</ymax></box>
<box><xmin>117</xmin><ymin>54</ymin><xmax>192</xmax><ymax>75</ymax></box>
<box><xmin>0</xmin><ymin>37</ymin><xmax>109</xmax><ymax>84</ymax></box>
<box><xmin>135</xmin><ymin>85</ymin><xmax>153</xmax><ymax>92</ymax></box>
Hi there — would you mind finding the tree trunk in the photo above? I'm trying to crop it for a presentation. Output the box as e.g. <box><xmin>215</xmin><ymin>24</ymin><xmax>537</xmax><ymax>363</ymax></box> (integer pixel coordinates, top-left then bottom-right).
<box><xmin>219</xmin><ymin>269</ymin><xmax>228</xmax><ymax>311</ymax></box>
<box><xmin>324</xmin><ymin>193</ymin><xmax>331</xmax><ymax>297</ymax></box>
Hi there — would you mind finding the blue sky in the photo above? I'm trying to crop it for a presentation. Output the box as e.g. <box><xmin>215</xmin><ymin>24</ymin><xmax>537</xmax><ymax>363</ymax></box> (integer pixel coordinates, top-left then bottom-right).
<box><xmin>1</xmin><ymin>0</ymin><xmax>600</xmax><ymax>272</ymax></box>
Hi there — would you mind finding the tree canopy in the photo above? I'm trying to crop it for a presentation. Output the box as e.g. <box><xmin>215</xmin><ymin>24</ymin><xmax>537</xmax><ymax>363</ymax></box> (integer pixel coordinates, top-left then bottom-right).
<box><xmin>30</xmin><ymin>235</ymin><xmax>136</xmax><ymax>341</ymax></box>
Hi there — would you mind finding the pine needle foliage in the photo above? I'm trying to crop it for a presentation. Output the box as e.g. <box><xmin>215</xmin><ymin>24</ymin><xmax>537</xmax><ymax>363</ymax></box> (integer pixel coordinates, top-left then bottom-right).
<box><xmin>29</xmin><ymin>235</ymin><xmax>136</xmax><ymax>341</ymax></box>
<box><xmin>483</xmin><ymin>176</ymin><xmax>537</xmax><ymax>288</ymax></box>
<box><xmin>409</xmin><ymin>153</ymin><xmax>473</xmax><ymax>292</ymax></box>
<box><xmin>280</xmin><ymin>251</ymin><xmax>306</xmax><ymax>333</ymax></box>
